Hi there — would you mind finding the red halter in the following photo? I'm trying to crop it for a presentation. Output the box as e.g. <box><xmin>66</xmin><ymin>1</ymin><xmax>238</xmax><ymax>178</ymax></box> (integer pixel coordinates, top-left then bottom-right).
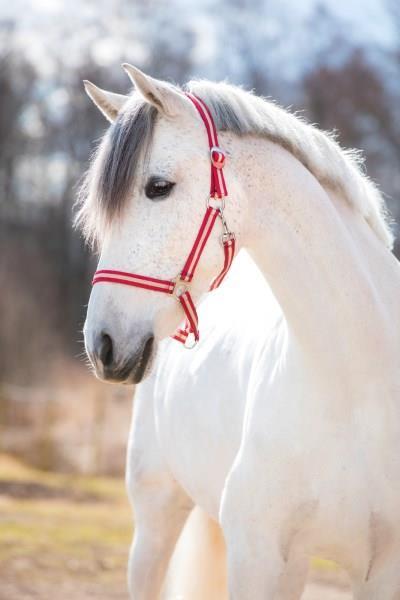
<box><xmin>92</xmin><ymin>93</ymin><xmax>236</xmax><ymax>348</ymax></box>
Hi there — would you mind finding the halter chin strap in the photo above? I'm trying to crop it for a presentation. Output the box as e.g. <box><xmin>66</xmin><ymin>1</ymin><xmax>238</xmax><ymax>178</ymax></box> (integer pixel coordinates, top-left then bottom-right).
<box><xmin>92</xmin><ymin>93</ymin><xmax>236</xmax><ymax>349</ymax></box>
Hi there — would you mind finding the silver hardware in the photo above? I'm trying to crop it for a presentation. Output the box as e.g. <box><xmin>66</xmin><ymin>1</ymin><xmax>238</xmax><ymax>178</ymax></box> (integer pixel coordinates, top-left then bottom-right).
<box><xmin>218</xmin><ymin>207</ymin><xmax>235</xmax><ymax>245</ymax></box>
<box><xmin>207</xmin><ymin>195</ymin><xmax>225</xmax><ymax>211</ymax></box>
<box><xmin>172</xmin><ymin>276</ymin><xmax>190</xmax><ymax>300</ymax></box>
<box><xmin>184</xmin><ymin>332</ymin><xmax>198</xmax><ymax>349</ymax></box>
<box><xmin>210</xmin><ymin>145</ymin><xmax>225</xmax><ymax>157</ymax></box>
<box><xmin>221</xmin><ymin>231</ymin><xmax>236</xmax><ymax>244</ymax></box>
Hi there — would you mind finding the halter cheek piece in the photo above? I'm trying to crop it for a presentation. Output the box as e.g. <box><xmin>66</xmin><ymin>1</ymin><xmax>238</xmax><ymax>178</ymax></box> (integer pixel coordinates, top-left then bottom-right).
<box><xmin>92</xmin><ymin>93</ymin><xmax>236</xmax><ymax>349</ymax></box>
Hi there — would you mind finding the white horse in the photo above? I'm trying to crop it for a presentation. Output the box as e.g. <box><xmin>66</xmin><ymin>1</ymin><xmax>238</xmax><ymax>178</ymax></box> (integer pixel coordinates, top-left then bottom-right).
<box><xmin>79</xmin><ymin>65</ymin><xmax>400</xmax><ymax>600</ymax></box>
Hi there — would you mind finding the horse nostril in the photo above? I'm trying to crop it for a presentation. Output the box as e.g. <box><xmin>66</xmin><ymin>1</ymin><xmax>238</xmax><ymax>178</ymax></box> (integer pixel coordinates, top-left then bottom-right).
<box><xmin>99</xmin><ymin>333</ymin><xmax>113</xmax><ymax>367</ymax></box>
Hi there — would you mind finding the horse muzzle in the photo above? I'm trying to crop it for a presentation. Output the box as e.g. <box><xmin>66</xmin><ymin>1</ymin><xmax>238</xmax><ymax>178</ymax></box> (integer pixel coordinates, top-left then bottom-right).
<box><xmin>85</xmin><ymin>329</ymin><xmax>155</xmax><ymax>384</ymax></box>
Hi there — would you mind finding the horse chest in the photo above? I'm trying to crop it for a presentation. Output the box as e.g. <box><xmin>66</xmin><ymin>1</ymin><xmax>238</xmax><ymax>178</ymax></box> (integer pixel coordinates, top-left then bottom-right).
<box><xmin>246</xmin><ymin>386</ymin><xmax>400</xmax><ymax>568</ymax></box>
<box><xmin>154</xmin><ymin>366</ymin><xmax>247</xmax><ymax>518</ymax></box>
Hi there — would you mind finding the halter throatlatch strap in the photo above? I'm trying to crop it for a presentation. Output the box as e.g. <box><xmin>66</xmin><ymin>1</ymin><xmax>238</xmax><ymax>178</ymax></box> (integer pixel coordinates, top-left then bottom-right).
<box><xmin>92</xmin><ymin>92</ymin><xmax>236</xmax><ymax>348</ymax></box>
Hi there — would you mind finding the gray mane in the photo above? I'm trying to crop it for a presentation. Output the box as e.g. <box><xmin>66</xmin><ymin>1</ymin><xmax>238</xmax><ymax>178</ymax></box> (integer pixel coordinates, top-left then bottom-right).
<box><xmin>98</xmin><ymin>101</ymin><xmax>157</xmax><ymax>222</ymax></box>
<box><xmin>76</xmin><ymin>80</ymin><xmax>393</xmax><ymax>249</ymax></box>
<box><xmin>76</xmin><ymin>96</ymin><xmax>157</xmax><ymax>243</ymax></box>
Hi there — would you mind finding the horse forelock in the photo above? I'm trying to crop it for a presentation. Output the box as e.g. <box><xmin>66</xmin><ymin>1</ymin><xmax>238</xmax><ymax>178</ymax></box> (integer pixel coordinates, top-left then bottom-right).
<box><xmin>99</xmin><ymin>100</ymin><xmax>157</xmax><ymax>220</ymax></box>
<box><xmin>75</xmin><ymin>94</ymin><xmax>157</xmax><ymax>246</ymax></box>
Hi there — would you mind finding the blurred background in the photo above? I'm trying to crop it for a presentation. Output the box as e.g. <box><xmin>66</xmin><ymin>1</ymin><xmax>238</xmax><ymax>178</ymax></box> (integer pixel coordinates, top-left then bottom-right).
<box><xmin>1</xmin><ymin>0</ymin><xmax>399</xmax><ymax>598</ymax></box>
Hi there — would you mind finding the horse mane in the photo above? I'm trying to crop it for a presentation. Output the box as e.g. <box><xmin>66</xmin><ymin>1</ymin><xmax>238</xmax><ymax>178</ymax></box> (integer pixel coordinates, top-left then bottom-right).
<box><xmin>187</xmin><ymin>80</ymin><xmax>393</xmax><ymax>249</ymax></box>
<box><xmin>76</xmin><ymin>79</ymin><xmax>393</xmax><ymax>249</ymax></box>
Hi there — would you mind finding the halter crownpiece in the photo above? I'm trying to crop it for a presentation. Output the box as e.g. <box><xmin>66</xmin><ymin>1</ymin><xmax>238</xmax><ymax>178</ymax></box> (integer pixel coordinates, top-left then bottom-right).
<box><xmin>92</xmin><ymin>93</ymin><xmax>236</xmax><ymax>348</ymax></box>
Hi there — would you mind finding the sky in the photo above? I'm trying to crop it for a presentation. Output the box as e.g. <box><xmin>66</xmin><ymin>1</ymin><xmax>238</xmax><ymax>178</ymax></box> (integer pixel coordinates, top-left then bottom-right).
<box><xmin>2</xmin><ymin>0</ymin><xmax>397</xmax><ymax>124</ymax></box>
<box><xmin>3</xmin><ymin>0</ymin><xmax>396</xmax><ymax>75</ymax></box>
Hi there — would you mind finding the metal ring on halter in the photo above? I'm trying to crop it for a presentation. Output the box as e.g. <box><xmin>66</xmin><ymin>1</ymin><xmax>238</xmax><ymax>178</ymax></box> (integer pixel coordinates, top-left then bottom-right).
<box><xmin>207</xmin><ymin>195</ymin><xmax>225</xmax><ymax>211</ymax></box>
<box><xmin>184</xmin><ymin>332</ymin><xmax>197</xmax><ymax>349</ymax></box>
<box><xmin>172</xmin><ymin>277</ymin><xmax>190</xmax><ymax>300</ymax></box>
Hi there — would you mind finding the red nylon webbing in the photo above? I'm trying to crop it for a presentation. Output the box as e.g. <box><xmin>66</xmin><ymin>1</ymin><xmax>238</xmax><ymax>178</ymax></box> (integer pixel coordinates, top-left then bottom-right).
<box><xmin>180</xmin><ymin>206</ymin><xmax>219</xmax><ymax>282</ymax></box>
<box><xmin>185</xmin><ymin>93</ymin><xmax>228</xmax><ymax>199</ymax></box>
<box><xmin>93</xmin><ymin>270</ymin><xmax>174</xmax><ymax>293</ymax></box>
<box><xmin>210</xmin><ymin>238</ymin><xmax>236</xmax><ymax>291</ymax></box>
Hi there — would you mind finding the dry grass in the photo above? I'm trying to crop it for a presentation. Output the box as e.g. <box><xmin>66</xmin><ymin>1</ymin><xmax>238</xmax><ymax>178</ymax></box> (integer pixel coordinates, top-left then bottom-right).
<box><xmin>0</xmin><ymin>453</ymin><xmax>132</xmax><ymax>599</ymax></box>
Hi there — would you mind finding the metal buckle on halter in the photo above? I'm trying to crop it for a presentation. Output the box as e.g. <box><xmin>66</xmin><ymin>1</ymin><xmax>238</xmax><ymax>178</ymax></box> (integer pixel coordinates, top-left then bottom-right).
<box><xmin>206</xmin><ymin>196</ymin><xmax>234</xmax><ymax>243</ymax></box>
<box><xmin>210</xmin><ymin>146</ymin><xmax>226</xmax><ymax>169</ymax></box>
<box><xmin>218</xmin><ymin>204</ymin><xmax>235</xmax><ymax>245</ymax></box>
<box><xmin>220</xmin><ymin>214</ymin><xmax>236</xmax><ymax>245</ymax></box>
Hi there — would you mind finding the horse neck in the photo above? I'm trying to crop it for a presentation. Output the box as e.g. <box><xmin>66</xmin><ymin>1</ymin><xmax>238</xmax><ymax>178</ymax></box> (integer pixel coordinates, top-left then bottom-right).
<box><xmin>233</xmin><ymin>136</ymin><xmax>400</xmax><ymax>383</ymax></box>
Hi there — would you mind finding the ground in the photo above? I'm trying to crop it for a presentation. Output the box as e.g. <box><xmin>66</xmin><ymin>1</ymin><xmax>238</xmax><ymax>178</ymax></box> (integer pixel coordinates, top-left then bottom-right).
<box><xmin>0</xmin><ymin>454</ymin><xmax>131</xmax><ymax>599</ymax></box>
<box><xmin>0</xmin><ymin>453</ymin><xmax>351</xmax><ymax>599</ymax></box>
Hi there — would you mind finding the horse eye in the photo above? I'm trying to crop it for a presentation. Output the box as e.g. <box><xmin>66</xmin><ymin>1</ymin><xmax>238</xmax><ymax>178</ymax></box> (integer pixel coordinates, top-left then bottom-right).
<box><xmin>145</xmin><ymin>178</ymin><xmax>175</xmax><ymax>200</ymax></box>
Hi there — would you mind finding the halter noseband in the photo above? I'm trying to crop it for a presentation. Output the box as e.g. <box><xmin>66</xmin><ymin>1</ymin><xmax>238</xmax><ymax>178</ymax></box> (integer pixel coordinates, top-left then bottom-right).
<box><xmin>92</xmin><ymin>93</ymin><xmax>236</xmax><ymax>349</ymax></box>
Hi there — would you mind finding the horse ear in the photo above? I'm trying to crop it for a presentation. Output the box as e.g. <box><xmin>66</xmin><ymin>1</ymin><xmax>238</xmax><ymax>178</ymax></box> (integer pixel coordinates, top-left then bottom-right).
<box><xmin>122</xmin><ymin>64</ymin><xmax>186</xmax><ymax>117</ymax></box>
<box><xmin>83</xmin><ymin>80</ymin><xmax>128</xmax><ymax>122</ymax></box>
